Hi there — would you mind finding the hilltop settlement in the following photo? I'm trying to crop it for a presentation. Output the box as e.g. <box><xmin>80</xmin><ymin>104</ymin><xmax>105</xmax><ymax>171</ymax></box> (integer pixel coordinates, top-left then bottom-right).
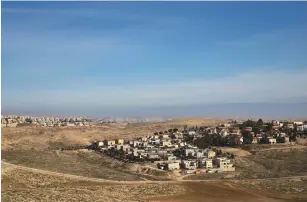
<box><xmin>69</xmin><ymin>119</ymin><xmax>307</xmax><ymax>175</ymax></box>
<box><xmin>1</xmin><ymin>115</ymin><xmax>171</xmax><ymax>127</ymax></box>
<box><xmin>87</xmin><ymin>129</ymin><xmax>235</xmax><ymax>174</ymax></box>
<box><xmin>1</xmin><ymin>115</ymin><xmax>91</xmax><ymax>127</ymax></box>
<box><xmin>2</xmin><ymin>115</ymin><xmax>307</xmax><ymax>175</ymax></box>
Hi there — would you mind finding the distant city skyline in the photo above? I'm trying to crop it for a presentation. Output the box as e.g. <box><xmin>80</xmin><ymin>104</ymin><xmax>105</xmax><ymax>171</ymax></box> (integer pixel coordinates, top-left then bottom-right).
<box><xmin>2</xmin><ymin>2</ymin><xmax>307</xmax><ymax>118</ymax></box>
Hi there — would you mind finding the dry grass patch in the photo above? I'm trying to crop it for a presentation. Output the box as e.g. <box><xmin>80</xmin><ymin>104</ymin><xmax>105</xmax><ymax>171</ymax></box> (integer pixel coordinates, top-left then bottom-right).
<box><xmin>2</xmin><ymin>150</ymin><xmax>145</xmax><ymax>181</ymax></box>
<box><xmin>2</xmin><ymin>163</ymin><xmax>185</xmax><ymax>202</ymax></box>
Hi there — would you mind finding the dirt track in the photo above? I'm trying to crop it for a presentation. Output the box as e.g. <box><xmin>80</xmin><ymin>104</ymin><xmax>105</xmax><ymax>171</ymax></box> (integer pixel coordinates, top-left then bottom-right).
<box><xmin>2</xmin><ymin>161</ymin><xmax>158</xmax><ymax>185</ymax></box>
<box><xmin>3</xmin><ymin>161</ymin><xmax>307</xmax><ymax>184</ymax></box>
<box><xmin>250</xmin><ymin>145</ymin><xmax>307</xmax><ymax>152</ymax></box>
<box><xmin>3</xmin><ymin>161</ymin><xmax>307</xmax><ymax>202</ymax></box>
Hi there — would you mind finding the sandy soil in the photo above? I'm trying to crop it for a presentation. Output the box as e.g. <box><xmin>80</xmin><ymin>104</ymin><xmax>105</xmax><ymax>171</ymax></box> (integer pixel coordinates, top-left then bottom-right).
<box><xmin>3</xmin><ymin>161</ymin><xmax>307</xmax><ymax>202</ymax></box>
<box><xmin>149</xmin><ymin>181</ymin><xmax>307</xmax><ymax>202</ymax></box>
<box><xmin>1</xmin><ymin>118</ymin><xmax>225</xmax><ymax>151</ymax></box>
<box><xmin>4</xmin><ymin>161</ymin><xmax>303</xmax><ymax>202</ymax></box>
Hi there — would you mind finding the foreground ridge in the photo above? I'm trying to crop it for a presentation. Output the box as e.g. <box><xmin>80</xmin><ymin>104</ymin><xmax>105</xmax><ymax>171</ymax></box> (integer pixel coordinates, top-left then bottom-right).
<box><xmin>3</xmin><ymin>161</ymin><xmax>307</xmax><ymax>184</ymax></box>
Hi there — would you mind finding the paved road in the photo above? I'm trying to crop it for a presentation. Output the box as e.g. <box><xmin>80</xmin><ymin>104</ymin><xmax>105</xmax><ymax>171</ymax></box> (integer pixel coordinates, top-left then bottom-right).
<box><xmin>2</xmin><ymin>161</ymin><xmax>307</xmax><ymax>184</ymax></box>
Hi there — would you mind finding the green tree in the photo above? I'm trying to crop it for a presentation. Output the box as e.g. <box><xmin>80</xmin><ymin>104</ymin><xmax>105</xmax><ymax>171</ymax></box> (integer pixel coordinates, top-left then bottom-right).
<box><xmin>252</xmin><ymin>127</ymin><xmax>261</xmax><ymax>134</ymax></box>
<box><xmin>264</xmin><ymin>123</ymin><xmax>273</xmax><ymax>132</ymax></box>
<box><xmin>243</xmin><ymin>119</ymin><xmax>257</xmax><ymax>127</ymax></box>
<box><xmin>184</xmin><ymin>125</ymin><xmax>187</xmax><ymax>132</ymax></box>
<box><xmin>256</xmin><ymin>118</ymin><xmax>264</xmax><ymax>126</ymax></box>
<box><xmin>293</xmin><ymin>124</ymin><xmax>298</xmax><ymax>133</ymax></box>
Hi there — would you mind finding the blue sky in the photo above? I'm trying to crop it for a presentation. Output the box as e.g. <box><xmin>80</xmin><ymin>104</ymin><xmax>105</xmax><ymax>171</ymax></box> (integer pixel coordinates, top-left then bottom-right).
<box><xmin>2</xmin><ymin>2</ymin><xmax>307</xmax><ymax>118</ymax></box>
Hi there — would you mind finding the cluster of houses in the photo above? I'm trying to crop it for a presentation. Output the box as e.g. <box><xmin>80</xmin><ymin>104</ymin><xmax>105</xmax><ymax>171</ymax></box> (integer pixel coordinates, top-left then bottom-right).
<box><xmin>157</xmin><ymin>147</ymin><xmax>235</xmax><ymax>174</ymax></box>
<box><xmin>1</xmin><ymin>114</ymin><xmax>173</xmax><ymax>127</ymax></box>
<box><xmin>87</xmin><ymin>119</ymin><xmax>306</xmax><ymax>175</ymax></box>
<box><xmin>187</xmin><ymin>120</ymin><xmax>307</xmax><ymax>146</ymax></box>
<box><xmin>273</xmin><ymin>121</ymin><xmax>307</xmax><ymax>132</ymax></box>
<box><xmin>1</xmin><ymin>115</ymin><xmax>90</xmax><ymax>128</ymax></box>
<box><xmin>90</xmin><ymin>130</ymin><xmax>235</xmax><ymax>174</ymax></box>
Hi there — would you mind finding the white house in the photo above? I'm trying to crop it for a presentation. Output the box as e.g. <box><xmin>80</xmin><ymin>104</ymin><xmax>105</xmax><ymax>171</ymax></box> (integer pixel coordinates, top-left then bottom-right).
<box><xmin>269</xmin><ymin>138</ymin><xmax>277</xmax><ymax>144</ymax></box>
<box><xmin>162</xmin><ymin>134</ymin><xmax>169</xmax><ymax>139</ymax></box>
<box><xmin>188</xmin><ymin>131</ymin><xmax>196</xmax><ymax>136</ymax></box>
<box><xmin>116</xmin><ymin>144</ymin><xmax>122</xmax><ymax>150</ymax></box>
<box><xmin>196</xmin><ymin>151</ymin><xmax>205</xmax><ymax>159</ymax></box>
<box><xmin>298</xmin><ymin>124</ymin><xmax>307</xmax><ymax>131</ymax></box>
<box><xmin>167</xmin><ymin>156</ymin><xmax>177</xmax><ymax>161</ymax></box>
<box><xmin>104</xmin><ymin>140</ymin><xmax>116</xmax><ymax>146</ymax></box>
<box><xmin>240</xmin><ymin>137</ymin><xmax>244</xmax><ymax>144</ymax></box>
<box><xmin>174</xmin><ymin>132</ymin><xmax>183</xmax><ymax>139</ymax></box>
<box><xmin>205</xmin><ymin>159</ymin><xmax>213</xmax><ymax>169</ymax></box>
<box><xmin>252</xmin><ymin>138</ymin><xmax>258</xmax><ymax>144</ymax></box>
<box><xmin>294</xmin><ymin>121</ymin><xmax>303</xmax><ymax>125</ymax></box>
<box><xmin>185</xmin><ymin>148</ymin><xmax>196</xmax><ymax>157</ymax></box>
<box><xmin>154</xmin><ymin>135</ymin><xmax>159</xmax><ymax>140</ymax></box>
<box><xmin>167</xmin><ymin>162</ymin><xmax>180</xmax><ymax>170</ymax></box>
<box><xmin>216</xmin><ymin>158</ymin><xmax>234</xmax><ymax>169</ymax></box>
<box><xmin>151</xmin><ymin>139</ymin><xmax>161</xmax><ymax>145</ymax></box>
<box><xmin>64</xmin><ymin>122</ymin><xmax>75</xmax><ymax>127</ymax></box>
<box><xmin>139</xmin><ymin>137</ymin><xmax>148</xmax><ymax>142</ymax></box>
<box><xmin>142</xmin><ymin>142</ymin><xmax>148</xmax><ymax>147</ymax></box>
<box><xmin>161</xmin><ymin>139</ymin><xmax>172</xmax><ymax>147</ymax></box>
<box><xmin>221</xmin><ymin>130</ymin><xmax>229</xmax><ymax>137</ymax></box>
<box><xmin>206</xmin><ymin>150</ymin><xmax>216</xmax><ymax>159</ymax></box>
<box><xmin>179</xmin><ymin>142</ymin><xmax>186</xmax><ymax>147</ymax></box>
<box><xmin>223</xmin><ymin>123</ymin><xmax>231</xmax><ymax>127</ymax></box>
<box><xmin>147</xmin><ymin>154</ymin><xmax>160</xmax><ymax>160</ymax></box>
<box><xmin>182</xmin><ymin>160</ymin><xmax>197</xmax><ymax>170</ymax></box>
<box><xmin>115</xmin><ymin>139</ymin><xmax>124</xmax><ymax>145</ymax></box>
<box><xmin>131</xmin><ymin>141</ymin><xmax>142</xmax><ymax>147</ymax></box>
<box><xmin>75</xmin><ymin>122</ymin><xmax>84</xmax><ymax>127</ymax></box>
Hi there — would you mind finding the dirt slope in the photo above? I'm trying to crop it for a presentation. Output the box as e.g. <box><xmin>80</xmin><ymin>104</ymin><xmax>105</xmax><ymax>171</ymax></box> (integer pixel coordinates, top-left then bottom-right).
<box><xmin>1</xmin><ymin>118</ymin><xmax>225</xmax><ymax>151</ymax></box>
<box><xmin>3</xmin><ymin>161</ymin><xmax>300</xmax><ymax>202</ymax></box>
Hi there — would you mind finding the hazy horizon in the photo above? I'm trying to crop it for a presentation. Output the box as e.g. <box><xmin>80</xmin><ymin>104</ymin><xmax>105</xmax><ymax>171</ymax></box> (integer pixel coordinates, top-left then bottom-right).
<box><xmin>3</xmin><ymin>103</ymin><xmax>307</xmax><ymax>120</ymax></box>
<box><xmin>2</xmin><ymin>2</ymin><xmax>307</xmax><ymax>118</ymax></box>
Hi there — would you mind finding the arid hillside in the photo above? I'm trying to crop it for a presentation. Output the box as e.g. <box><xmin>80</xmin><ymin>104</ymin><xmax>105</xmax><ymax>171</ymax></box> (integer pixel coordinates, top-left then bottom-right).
<box><xmin>3</xmin><ymin>161</ymin><xmax>302</xmax><ymax>202</ymax></box>
<box><xmin>166</xmin><ymin>117</ymin><xmax>226</xmax><ymax>126</ymax></box>
<box><xmin>1</xmin><ymin>118</ymin><xmax>225</xmax><ymax>151</ymax></box>
<box><xmin>3</xmin><ymin>118</ymin><xmax>307</xmax><ymax>202</ymax></box>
